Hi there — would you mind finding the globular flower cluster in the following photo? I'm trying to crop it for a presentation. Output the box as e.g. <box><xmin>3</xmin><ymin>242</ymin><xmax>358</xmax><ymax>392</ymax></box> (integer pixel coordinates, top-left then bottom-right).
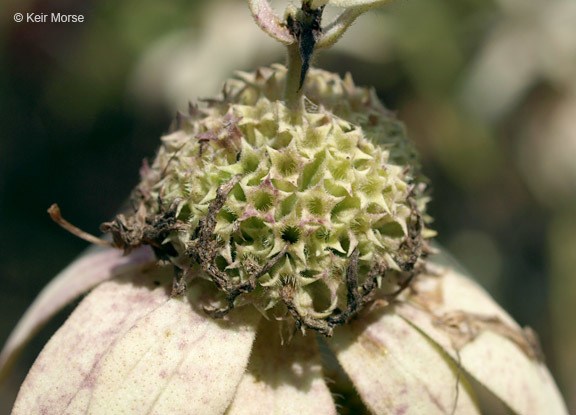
<box><xmin>102</xmin><ymin>65</ymin><xmax>431</xmax><ymax>335</ymax></box>
<box><xmin>1</xmin><ymin>1</ymin><xmax>569</xmax><ymax>413</ymax></box>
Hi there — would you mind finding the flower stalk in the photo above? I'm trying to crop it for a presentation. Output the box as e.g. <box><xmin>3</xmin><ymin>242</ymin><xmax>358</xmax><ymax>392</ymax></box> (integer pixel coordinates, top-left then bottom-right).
<box><xmin>283</xmin><ymin>1</ymin><xmax>324</xmax><ymax>108</ymax></box>
<box><xmin>284</xmin><ymin>42</ymin><xmax>305</xmax><ymax>109</ymax></box>
<box><xmin>251</xmin><ymin>0</ymin><xmax>393</xmax><ymax>109</ymax></box>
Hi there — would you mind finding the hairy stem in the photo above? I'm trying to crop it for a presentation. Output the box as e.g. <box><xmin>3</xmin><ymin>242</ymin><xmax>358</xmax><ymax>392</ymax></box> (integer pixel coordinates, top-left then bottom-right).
<box><xmin>284</xmin><ymin>43</ymin><xmax>304</xmax><ymax>110</ymax></box>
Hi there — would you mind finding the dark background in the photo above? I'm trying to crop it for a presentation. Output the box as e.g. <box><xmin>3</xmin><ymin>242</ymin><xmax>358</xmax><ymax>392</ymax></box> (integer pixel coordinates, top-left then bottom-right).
<box><xmin>1</xmin><ymin>0</ymin><xmax>575</xmax><ymax>412</ymax></box>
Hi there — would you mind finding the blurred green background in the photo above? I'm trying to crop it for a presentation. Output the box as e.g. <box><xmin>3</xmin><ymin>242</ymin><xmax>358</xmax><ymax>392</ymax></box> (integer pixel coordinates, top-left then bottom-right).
<box><xmin>1</xmin><ymin>0</ymin><xmax>575</xmax><ymax>412</ymax></box>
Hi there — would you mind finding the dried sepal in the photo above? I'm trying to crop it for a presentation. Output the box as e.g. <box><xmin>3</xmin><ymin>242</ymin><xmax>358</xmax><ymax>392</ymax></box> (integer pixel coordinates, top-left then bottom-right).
<box><xmin>0</xmin><ymin>245</ymin><xmax>155</xmax><ymax>382</ymax></box>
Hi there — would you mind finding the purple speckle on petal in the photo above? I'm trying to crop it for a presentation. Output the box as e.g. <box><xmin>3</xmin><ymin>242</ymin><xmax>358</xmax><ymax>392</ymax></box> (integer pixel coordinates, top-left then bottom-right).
<box><xmin>396</xmin><ymin>403</ymin><xmax>409</xmax><ymax>415</ymax></box>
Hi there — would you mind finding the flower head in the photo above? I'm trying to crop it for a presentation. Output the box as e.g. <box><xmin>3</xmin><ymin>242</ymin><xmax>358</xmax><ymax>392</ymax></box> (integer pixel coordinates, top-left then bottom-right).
<box><xmin>0</xmin><ymin>1</ymin><xmax>569</xmax><ymax>414</ymax></box>
<box><xmin>99</xmin><ymin>65</ymin><xmax>430</xmax><ymax>336</ymax></box>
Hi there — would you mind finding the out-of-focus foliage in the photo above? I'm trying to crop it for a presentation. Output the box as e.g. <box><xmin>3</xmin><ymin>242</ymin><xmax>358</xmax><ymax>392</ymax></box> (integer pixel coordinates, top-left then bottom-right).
<box><xmin>1</xmin><ymin>0</ymin><xmax>574</xmax><ymax>412</ymax></box>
